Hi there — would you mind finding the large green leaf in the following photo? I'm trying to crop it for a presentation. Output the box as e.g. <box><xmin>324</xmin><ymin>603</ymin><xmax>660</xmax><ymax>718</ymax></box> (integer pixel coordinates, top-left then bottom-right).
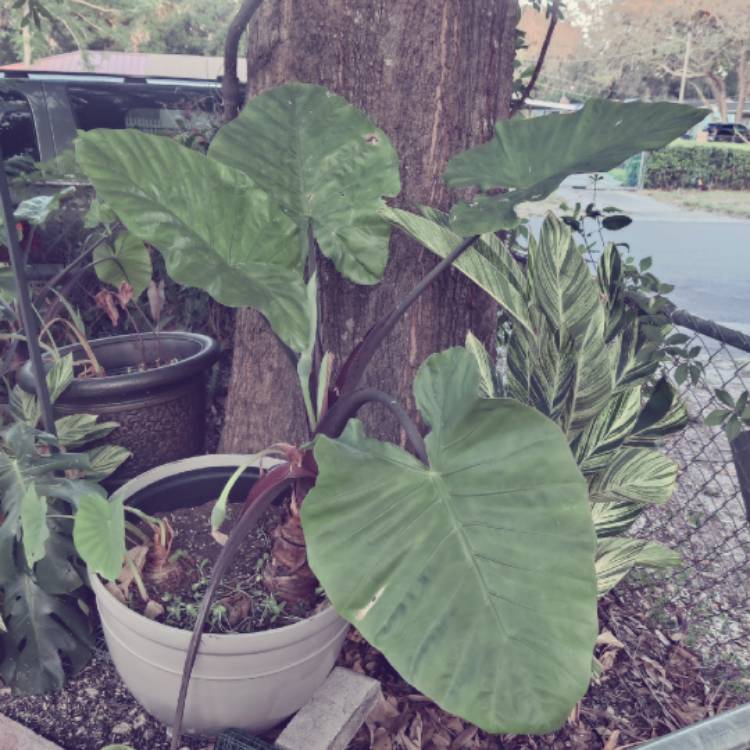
<box><xmin>596</xmin><ymin>538</ymin><xmax>679</xmax><ymax>596</ymax></box>
<box><xmin>209</xmin><ymin>83</ymin><xmax>400</xmax><ymax>285</ymax></box>
<box><xmin>73</xmin><ymin>494</ymin><xmax>125</xmax><ymax>581</ymax></box>
<box><xmin>76</xmin><ymin>129</ymin><xmax>309</xmax><ymax>351</ymax></box>
<box><xmin>55</xmin><ymin>413</ymin><xmax>119</xmax><ymax>450</ymax></box>
<box><xmin>93</xmin><ymin>232</ymin><xmax>153</xmax><ymax>298</ymax></box>
<box><xmin>445</xmin><ymin>100</ymin><xmax>707</xmax><ymax>235</ymax></box>
<box><xmin>589</xmin><ymin>447</ymin><xmax>677</xmax><ymax>506</ymax></box>
<box><xmin>302</xmin><ymin>348</ymin><xmax>597</xmax><ymax>734</ymax></box>
<box><xmin>381</xmin><ymin>206</ymin><xmax>533</xmax><ymax>335</ymax></box>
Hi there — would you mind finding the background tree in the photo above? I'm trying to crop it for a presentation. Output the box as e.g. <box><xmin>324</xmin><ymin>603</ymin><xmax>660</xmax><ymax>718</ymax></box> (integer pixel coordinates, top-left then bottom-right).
<box><xmin>0</xmin><ymin>0</ymin><xmax>241</xmax><ymax>65</ymax></box>
<box><xmin>219</xmin><ymin>0</ymin><xmax>521</xmax><ymax>451</ymax></box>
<box><xmin>530</xmin><ymin>0</ymin><xmax>750</xmax><ymax>118</ymax></box>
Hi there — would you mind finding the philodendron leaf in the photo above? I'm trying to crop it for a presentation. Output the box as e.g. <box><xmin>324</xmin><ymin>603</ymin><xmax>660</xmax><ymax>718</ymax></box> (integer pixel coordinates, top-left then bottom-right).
<box><xmin>12</xmin><ymin>187</ymin><xmax>74</xmax><ymax>226</ymax></box>
<box><xmin>93</xmin><ymin>232</ymin><xmax>153</xmax><ymax>298</ymax></box>
<box><xmin>76</xmin><ymin>129</ymin><xmax>309</xmax><ymax>352</ymax></box>
<box><xmin>73</xmin><ymin>494</ymin><xmax>125</xmax><ymax>581</ymax></box>
<box><xmin>209</xmin><ymin>82</ymin><xmax>401</xmax><ymax>285</ymax></box>
<box><xmin>20</xmin><ymin>484</ymin><xmax>49</xmax><ymax>567</ymax></box>
<box><xmin>596</xmin><ymin>537</ymin><xmax>679</xmax><ymax>596</ymax></box>
<box><xmin>445</xmin><ymin>100</ymin><xmax>708</xmax><ymax>235</ymax></box>
<box><xmin>1</xmin><ymin>572</ymin><xmax>91</xmax><ymax>694</ymax></box>
<box><xmin>302</xmin><ymin>347</ymin><xmax>597</xmax><ymax>734</ymax></box>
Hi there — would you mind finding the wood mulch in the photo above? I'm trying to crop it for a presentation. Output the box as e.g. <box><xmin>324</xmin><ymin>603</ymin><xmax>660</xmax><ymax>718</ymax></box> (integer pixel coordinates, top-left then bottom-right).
<box><xmin>342</xmin><ymin>583</ymin><xmax>749</xmax><ymax>750</ymax></box>
<box><xmin>1</xmin><ymin>582</ymin><xmax>746</xmax><ymax>749</ymax></box>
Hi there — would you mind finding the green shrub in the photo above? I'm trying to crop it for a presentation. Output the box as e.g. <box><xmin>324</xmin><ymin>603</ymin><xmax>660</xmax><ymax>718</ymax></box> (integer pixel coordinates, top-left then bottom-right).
<box><xmin>645</xmin><ymin>143</ymin><xmax>750</xmax><ymax>189</ymax></box>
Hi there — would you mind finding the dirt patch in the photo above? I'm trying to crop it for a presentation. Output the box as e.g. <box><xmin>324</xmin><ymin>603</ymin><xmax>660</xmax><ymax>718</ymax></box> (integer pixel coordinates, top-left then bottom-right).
<box><xmin>0</xmin><ymin>649</ymin><xmax>211</xmax><ymax>750</ymax></box>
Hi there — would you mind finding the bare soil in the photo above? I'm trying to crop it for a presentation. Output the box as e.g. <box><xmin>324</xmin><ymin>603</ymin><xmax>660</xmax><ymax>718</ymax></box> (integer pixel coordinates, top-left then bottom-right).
<box><xmin>129</xmin><ymin>499</ymin><xmax>320</xmax><ymax>634</ymax></box>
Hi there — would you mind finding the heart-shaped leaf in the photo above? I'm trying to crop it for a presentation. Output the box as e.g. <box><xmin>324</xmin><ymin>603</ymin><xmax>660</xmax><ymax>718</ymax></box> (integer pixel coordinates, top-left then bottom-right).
<box><xmin>76</xmin><ymin>129</ymin><xmax>308</xmax><ymax>351</ymax></box>
<box><xmin>302</xmin><ymin>348</ymin><xmax>597</xmax><ymax>734</ymax></box>
<box><xmin>209</xmin><ymin>82</ymin><xmax>401</xmax><ymax>284</ymax></box>
<box><xmin>445</xmin><ymin>100</ymin><xmax>707</xmax><ymax>235</ymax></box>
<box><xmin>93</xmin><ymin>232</ymin><xmax>153</xmax><ymax>298</ymax></box>
<box><xmin>73</xmin><ymin>494</ymin><xmax>126</xmax><ymax>581</ymax></box>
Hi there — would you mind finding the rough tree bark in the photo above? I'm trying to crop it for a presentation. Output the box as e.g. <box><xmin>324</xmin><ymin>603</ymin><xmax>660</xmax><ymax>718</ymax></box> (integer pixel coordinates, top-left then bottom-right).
<box><xmin>220</xmin><ymin>0</ymin><xmax>521</xmax><ymax>452</ymax></box>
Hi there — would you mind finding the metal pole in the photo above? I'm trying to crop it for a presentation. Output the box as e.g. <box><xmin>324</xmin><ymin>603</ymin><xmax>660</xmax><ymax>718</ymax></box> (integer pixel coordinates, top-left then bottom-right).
<box><xmin>0</xmin><ymin>150</ymin><xmax>57</xmax><ymax>436</ymax></box>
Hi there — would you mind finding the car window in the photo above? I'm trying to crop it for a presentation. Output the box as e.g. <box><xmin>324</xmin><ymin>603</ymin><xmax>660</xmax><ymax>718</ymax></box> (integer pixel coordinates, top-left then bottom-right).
<box><xmin>0</xmin><ymin>87</ymin><xmax>40</xmax><ymax>161</ymax></box>
<box><xmin>67</xmin><ymin>84</ymin><xmax>222</xmax><ymax>136</ymax></box>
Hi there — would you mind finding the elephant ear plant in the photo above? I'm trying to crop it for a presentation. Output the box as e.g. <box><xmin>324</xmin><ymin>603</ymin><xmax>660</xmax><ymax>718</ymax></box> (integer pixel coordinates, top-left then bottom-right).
<box><xmin>75</xmin><ymin>84</ymin><xmax>705</xmax><ymax>740</ymax></box>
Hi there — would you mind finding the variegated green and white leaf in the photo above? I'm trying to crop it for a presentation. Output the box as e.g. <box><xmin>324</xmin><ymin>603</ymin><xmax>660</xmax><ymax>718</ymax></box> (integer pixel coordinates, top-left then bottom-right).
<box><xmin>589</xmin><ymin>447</ymin><xmax>677</xmax><ymax>505</ymax></box>
<box><xmin>465</xmin><ymin>332</ymin><xmax>500</xmax><ymax>397</ymax></box>
<box><xmin>613</xmin><ymin>319</ymin><xmax>662</xmax><ymax>392</ymax></box>
<box><xmin>83</xmin><ymin>445</ymin><xmax>131</xmax><ymax>481</ymax></box>
<box><xmin>381</xmin><ymin>206</ymin><xmax>533</xmax><ymax>335</ymax></box>
<box><xmin>565</xmin><ymin>307</ymin><xmax>613</xmax><ymax>440</ymax></box>
<box><xmin>596</xmin><ymin>538</ymin><xmax>679</xmax><ymax>596</ymax></box>
<box><xmin>574</xmin><ymin>388</ymin><xmax>642</xmax><ymax>472</ymax></box>
<box><xmin>591</xmin><ymin>501</ymin><xmax>645</xmax><ymax>539</ymax></box>
<box><xmin>55</xmin><ymin>414</ymin><xmax>119</xmax><ymax>450</ymax></box>
<box><xmin>528</xmin><ymin>214</ymin><xmax>600</xmax><ymax>342</ymax></box>
<box><xmin>628</xmin><ymin>381</ymin><xmax>688</xmax><ymax>446</ymax></box>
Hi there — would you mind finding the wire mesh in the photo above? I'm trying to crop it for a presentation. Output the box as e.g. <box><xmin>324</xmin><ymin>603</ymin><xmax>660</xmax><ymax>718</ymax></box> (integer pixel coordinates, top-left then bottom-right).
<box><xmin>632</xmin><ymin>308</ymin><xmax>750</xmax><ymax>679</ymax></box>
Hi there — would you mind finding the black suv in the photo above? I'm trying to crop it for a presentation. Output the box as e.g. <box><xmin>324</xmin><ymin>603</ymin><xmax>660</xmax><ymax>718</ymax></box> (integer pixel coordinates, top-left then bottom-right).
<box><xmin>704</xmin><ymin>122</ymin><xmax>750</xmax><ymax>143</ymax></box>
<box><xmin>1</xmin><ymin>72</ymin><xmax>224</xmax><ymax>163</ymax></box>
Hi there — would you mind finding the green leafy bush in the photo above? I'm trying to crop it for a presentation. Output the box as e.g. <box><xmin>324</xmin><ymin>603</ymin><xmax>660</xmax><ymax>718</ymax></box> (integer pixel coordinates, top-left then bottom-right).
<box><xmin>0</xmin><ymin>356</ymin><xmax>130</xmax><ymax>694</ymax></box>
<box><xmin>644</xmin><ymin>144</ymin><xmax>750</xmax><ymax>190</ymax></box>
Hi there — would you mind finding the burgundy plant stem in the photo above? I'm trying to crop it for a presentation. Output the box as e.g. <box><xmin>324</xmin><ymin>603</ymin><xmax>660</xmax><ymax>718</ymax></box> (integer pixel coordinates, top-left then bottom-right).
<box><xmin>335</xmin><ymin>233</ymin><xmax>479</xmax><ymax>397</ymax></box>
<box><xmin>169</xmin><ymin>461</ymin><xmax>310</xmax><ymax>750</ymax></box>
<box><xmin>315</xmin><ymin>387</ymin><xmax>428</xmax><ymax>465</ymax></box>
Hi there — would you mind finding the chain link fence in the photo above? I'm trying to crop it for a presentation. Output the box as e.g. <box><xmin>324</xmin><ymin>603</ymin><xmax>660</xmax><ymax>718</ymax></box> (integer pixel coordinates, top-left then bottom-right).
<box><xmin>632</xmin><ymin>305</ymin><xmax>750</xmax><ymax>686</ymax></box>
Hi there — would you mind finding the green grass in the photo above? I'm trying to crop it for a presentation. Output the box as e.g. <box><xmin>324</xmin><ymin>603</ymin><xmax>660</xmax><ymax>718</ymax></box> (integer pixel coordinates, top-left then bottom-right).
<box><xmin>644</xmin><ymin>189</ymin><xmax>750</xmax><ymax>218</ymax></box>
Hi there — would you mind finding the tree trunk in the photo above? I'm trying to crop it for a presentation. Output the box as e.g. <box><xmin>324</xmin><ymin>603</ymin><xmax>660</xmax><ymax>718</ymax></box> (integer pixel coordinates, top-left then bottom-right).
<box><xmin>737</xmin><ymin>49</ymin><xmax>747</xmax><ymax>125</ymax></box>
<box><xmin>220</xmin><ymin>0</ymin><xmax>521</xmax><ymax>453</ymax></box>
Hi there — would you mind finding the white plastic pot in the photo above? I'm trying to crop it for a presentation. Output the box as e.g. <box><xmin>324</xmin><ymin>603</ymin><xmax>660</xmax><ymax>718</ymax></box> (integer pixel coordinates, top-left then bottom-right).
<box><xmin>89</xmin><ymin>454</ymin><xmax>349</xmax><ymax>735</ymax></box>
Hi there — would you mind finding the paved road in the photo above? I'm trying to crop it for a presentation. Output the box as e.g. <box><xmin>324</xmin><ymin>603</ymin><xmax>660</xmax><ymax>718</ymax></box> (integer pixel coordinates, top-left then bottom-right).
<box><xmin>533</xmin><ymin>184</ymin><xmax>750</xmax><ymax>335</ymax></box>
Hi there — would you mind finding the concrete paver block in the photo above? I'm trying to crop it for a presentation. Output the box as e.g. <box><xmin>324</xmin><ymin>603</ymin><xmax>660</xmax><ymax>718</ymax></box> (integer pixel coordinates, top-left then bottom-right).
<box><xmin>0</xmin><ymin>715</ymin><xmax>63</xmax><ymax>750</ymax></box>
<box><xmin>275</xmin><ymin>667</ymin><xmax>381</xmax><ymax>750</ymax></box>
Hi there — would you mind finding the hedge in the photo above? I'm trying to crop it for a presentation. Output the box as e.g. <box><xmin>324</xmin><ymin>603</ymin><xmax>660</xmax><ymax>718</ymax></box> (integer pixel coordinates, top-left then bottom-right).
<box><xmin>644</xmin><ymin>143</ymin><xmax>750</xmax><ymax>190</ymax></box>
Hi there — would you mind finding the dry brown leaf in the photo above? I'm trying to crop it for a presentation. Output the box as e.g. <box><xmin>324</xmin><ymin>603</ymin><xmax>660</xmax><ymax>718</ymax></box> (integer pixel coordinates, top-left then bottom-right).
<box><xmin>372</xmin><ymin>727</ymin><xmax>393</xmax><ymax>750</ymax></box>
<box><xmin>117</xmin><ymin>544</ymin><xmax>148</xmax><ymax>599</ymax></box>
<box><xmin>449</xmin><ymin>725</ymin><xmax>478</xmax><ymax>749</ymax></box>
<box><xmin>602</xmin><ymin>728</ymin><xmax>621</xmax><ymax>750</ymax></box>
<box><xmin>597</xmin><ymin>630</ymin><xmax>625</xmax><ymax>650</ymax></box>
<box><xmin>599</xmin><ymin>649</ymin><xmax>619</xmax><ymax>672</ymax></box>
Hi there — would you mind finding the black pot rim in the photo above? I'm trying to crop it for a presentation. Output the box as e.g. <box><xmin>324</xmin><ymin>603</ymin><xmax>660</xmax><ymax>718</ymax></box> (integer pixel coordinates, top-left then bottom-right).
<box><xmin>18</xmin><ymin>331</ymin><xmax>220</xmax><ymax>400</ymax></box>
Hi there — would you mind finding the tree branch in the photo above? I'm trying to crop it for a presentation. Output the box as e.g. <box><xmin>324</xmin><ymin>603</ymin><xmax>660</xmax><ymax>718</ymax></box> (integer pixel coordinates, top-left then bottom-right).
<box><xmin>223</xmin><ymin>0</ymin><xmax>263</xmax><ymax>122</ymax></box>
<box><xmin>511</xmin><ymin>0</ymin><xmax>560</xmax><ymax>115</ymax></box>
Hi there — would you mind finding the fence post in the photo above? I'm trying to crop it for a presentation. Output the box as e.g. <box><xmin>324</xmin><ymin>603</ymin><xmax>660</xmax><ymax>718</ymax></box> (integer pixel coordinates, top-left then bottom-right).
<box><xmin>730</xmin><ymin>430</ymin><xmax>750</xmax><ymax>523</ymax></box>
